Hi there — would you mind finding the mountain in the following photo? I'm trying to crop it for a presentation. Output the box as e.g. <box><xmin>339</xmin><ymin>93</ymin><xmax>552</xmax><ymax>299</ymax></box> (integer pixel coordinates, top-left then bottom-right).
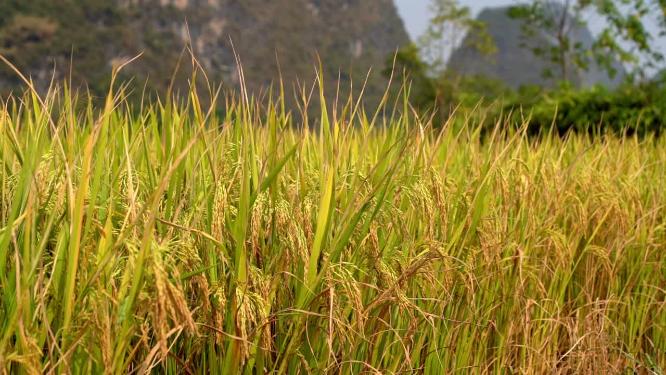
<box><xmin>0</xmin><ymin>0</ymin><xmax>409</xmax><ymax>105</ymax></box>
<box><xmin>447</xmin><ymin>5</ymin><xmax>625</xmax><ymax>89</ymax></box>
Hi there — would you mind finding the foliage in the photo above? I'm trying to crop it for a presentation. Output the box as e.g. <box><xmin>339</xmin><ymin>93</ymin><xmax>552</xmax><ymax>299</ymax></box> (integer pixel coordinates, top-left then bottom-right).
<box><xmin>0</xmin><ymin>71</ymin><xmax>665</xmax><ymax>373</ymax></box>
<box><xmin>0</xmin><ymin>0</ymin><xmax>408</xmax><ymax>109</ymax></box>
<box><xmin>498</xmin><ymin>80</ymin><xmax>666</xmax><ymax>136</ymax></box>
<box><xmin>418</xmin><ymin>0</ymin><xmax>496</xmax><ymax>74</ymax></box>
<box><xmin>385</xmin><ymin>46</ymin><xmax>512</xmax><ymax>126</ymax></box>
<box><xmin>0</xmin><ymin>0</ymin><xmax>144</xmax><ymax>95</ymax></box>
<box><xmin>385</xmin><ymin>0</ymin><xmax>503</xmax><ymax>122</ymax></box>
<box><xmin>385</xmin><ymin>1</ymin><xmax>666</xmax><ymax>136</ymax></box>
<box><xmin>508</xmin><ymin>0</ymin><xmax>666</xmax><ymax>83</ymax></box>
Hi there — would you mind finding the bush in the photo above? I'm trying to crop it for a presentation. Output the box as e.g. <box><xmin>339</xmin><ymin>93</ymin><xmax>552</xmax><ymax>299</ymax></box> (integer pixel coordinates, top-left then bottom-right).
<box><xmin>501</xmin><ymin>82</ymin><xmax>666</xmax><ymax>136</ymax></box>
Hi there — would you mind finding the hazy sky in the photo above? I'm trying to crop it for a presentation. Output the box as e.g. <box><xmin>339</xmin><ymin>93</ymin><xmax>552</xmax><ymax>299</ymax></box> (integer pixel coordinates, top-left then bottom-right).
<box><xmin>394</xmin><ymin>0</ymin><xmax>666</xmax><ymax>63</ymax></box>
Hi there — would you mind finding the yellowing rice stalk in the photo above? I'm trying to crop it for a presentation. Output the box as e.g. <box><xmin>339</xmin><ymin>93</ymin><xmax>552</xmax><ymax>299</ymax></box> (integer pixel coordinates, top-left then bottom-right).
<box><xmin>0</xmin><ymin>77</ymin><xmax>664</xmax><ymax>374</ymax></box>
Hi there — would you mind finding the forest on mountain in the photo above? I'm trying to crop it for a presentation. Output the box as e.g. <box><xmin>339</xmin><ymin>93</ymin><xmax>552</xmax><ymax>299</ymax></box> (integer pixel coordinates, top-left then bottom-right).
<box><xmin>0</xmin><ymin>0</ymin><xmax>408</xmax><ymax>106</ymax></box>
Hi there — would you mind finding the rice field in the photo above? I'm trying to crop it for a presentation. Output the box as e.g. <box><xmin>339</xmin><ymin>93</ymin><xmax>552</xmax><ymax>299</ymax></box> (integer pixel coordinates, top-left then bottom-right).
<box><xmin>0</xmin><ymin>74</ymin><xmax>665</xmax><ymax>373</ymax></box>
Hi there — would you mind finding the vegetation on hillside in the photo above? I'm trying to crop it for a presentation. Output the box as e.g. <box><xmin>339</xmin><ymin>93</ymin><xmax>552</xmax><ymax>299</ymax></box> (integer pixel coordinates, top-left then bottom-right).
<box><xmin>0</xmin><ymin>0</ymin><xmax>408</xmax><ymax>108</ymax></box>
<box><xmin>0</xmin><ymin>65</ymin><xmax>664</xmax><ymax>373</ymax></box>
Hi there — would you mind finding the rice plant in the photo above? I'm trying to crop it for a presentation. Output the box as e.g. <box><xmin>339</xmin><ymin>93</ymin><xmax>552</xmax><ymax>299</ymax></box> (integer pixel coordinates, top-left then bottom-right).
<box><xmin>0</xmin><ymin>68</ymin><xmax>664</xmax><ymax>374</ymax></box>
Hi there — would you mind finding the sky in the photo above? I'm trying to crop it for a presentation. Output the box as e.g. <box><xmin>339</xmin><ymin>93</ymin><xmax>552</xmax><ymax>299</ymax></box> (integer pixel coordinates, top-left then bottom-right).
<box><xmin>394</xmin><ymin>0</ymin><xmax>666</xmax><ymax>68</ymax></box>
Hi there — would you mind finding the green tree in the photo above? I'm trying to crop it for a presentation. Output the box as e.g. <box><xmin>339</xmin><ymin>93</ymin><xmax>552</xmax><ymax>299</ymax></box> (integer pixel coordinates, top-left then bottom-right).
<box><xmin>419</xmin><ymin>0</ymin><xmax>496</xmax><ymax>75</ymax></box>
<box><xmin>508</xmin><ymin>0</ymin><xmax>666</xmax><ymax>84</ymax></box>
<box><xmin>384</xmin><ymin>0</ymin><xmax>499</xmax><ymax>117</ymax></box>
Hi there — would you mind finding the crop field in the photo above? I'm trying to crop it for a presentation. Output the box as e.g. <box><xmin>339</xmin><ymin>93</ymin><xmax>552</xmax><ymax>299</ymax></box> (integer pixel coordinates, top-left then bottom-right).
<box><xmin>0</xmin><ymin>75</ymin><xmax>665</xmax><ymax>373</ymax></box>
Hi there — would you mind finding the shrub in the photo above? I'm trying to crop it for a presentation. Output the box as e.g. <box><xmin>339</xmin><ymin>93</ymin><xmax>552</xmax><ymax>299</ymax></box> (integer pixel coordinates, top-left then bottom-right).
<box><xmin>502</xmin><ymin>82</ymin><xmax>666</xmax><ymax>136</ymax></box>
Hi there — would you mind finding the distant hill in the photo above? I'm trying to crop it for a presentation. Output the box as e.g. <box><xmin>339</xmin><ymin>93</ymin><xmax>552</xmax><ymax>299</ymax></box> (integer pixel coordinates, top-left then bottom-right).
<box><xmin>448</xmin><ymin>5</ymin><xmax>626</xmax><ymax>89</ymax></box>
<box><xmin>0</xmin><ymin>0</ymin><xmax>409</xmax><ymax>104</ymax></box>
